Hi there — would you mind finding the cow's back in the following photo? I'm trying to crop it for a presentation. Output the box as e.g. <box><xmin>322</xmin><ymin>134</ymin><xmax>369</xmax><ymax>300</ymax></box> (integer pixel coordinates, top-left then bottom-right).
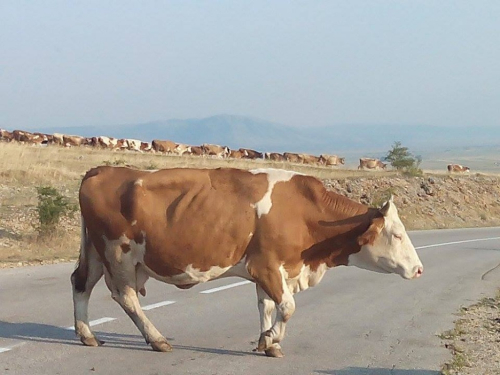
<box><xmin>80</xmin><ymin>167</ymin><xmax>271</xmax><ymax>278</ymax></box>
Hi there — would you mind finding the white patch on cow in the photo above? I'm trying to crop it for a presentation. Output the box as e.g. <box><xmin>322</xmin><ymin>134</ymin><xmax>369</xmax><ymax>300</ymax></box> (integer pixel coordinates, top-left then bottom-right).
<box><xmin>284</xmin><ymin>263</ymin><xmax>328</xmax><ymax>294</ymax></box>
<box><xmin>249</xmin><ymin>168</ymin><xmax>299</xmax><ymax>218</ymax></box>
<box><xmin>143</xmin><ymin>263</ymin><xmax>232</xmax><ymax>285</ymax></box>
<box><xmin>134</xmin><ymin>179</ymin><xmax>143</xmax><ymax>186</ymax></box>
<box><xmin>347</xmin><ymin>201</ymin><xmax>423</xmax><ymax>279</ymax></box>
<box><xmin>131</xmin><ymin>220</ymin><xmax>137</xmax><ymax>226</ymax></box>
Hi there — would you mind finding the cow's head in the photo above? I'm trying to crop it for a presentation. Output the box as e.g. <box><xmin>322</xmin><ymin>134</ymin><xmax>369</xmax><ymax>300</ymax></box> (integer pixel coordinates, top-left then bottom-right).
<box><xmin>349</xmin><ymin>197</ymin><xmax>423</xmax><ymax>279</ymax></box>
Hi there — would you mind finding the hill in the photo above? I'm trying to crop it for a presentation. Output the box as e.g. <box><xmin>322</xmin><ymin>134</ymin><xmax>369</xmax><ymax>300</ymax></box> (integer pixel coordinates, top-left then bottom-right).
<box><xmin>25</xmin><ymin>114</ymin><xmax>500</xmax><ymax>156</ymax></box>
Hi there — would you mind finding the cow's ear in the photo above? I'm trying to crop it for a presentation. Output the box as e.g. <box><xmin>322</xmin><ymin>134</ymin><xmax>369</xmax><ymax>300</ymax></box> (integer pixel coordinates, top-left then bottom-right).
<box><xmin>358</xmin><ymin>218</ymin><xmax>384</xmax><ymax>246</ymax></box>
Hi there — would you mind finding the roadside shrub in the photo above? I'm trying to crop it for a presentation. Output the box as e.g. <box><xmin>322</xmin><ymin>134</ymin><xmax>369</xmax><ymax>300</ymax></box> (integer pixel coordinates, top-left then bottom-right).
<box><xmin>371</xmin><ymin>187</ymin><xmax>396</xmax><ymax>208</ymax></box>
<box><xmin>145</xmin><ymin>162</ymin><xmax>159</xmax><ymax>170</ymax></box>
<box><xmin>103</xmin><ymin>158</ymin><xmax>126</xmax><ymax>166</ymax></box>
<box><xmin>36</xmin><ymin>186</ymin><xmax>77</xmax><ymax>236</ymax></box>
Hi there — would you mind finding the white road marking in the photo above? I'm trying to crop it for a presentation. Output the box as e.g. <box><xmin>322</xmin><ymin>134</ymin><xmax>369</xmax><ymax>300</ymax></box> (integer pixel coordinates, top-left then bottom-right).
<box><xmin>142</xmin><ymin>300</ymin><xmax>176</xmax><ymax>311</ymax></box>
<box><xmin>415</xmin><ymin>237</ymin><xmax>500</xmax><ymax>250</ymax></box>
<box><xmin>0</xmin><ymin>342</ymin><xmax>26</xmax><ymax>354</ymax></box>
<box><xmin>200</xmin><ymin>280</ymin><xmax>252</xmax><ymax>294</ymax></box>
<box><xmin>64</xmin><ymin>317</ymin><xmax>116</xmax><ymax>330</ymax></box>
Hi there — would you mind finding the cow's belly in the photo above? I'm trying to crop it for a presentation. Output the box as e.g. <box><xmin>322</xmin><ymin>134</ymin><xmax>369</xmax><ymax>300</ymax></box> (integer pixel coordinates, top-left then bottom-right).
<box><xmin>142</xmin><ymin>256</ymin><xmax>253</xmax><ymax>286</ymax></box>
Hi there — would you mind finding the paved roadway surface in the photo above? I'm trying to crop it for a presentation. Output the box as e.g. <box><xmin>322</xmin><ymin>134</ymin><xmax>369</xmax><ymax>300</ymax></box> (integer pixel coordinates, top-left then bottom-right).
<box><xmin>1</xmin><ymin>227</ymin><xmax>499</xmax><ymax>375</ymax></box>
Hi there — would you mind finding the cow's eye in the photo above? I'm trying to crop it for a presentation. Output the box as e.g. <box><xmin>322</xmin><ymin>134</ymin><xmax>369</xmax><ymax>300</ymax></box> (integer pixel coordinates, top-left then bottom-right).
<box><xmin>393</xmin><ymin>234</ymin><xmax>403</xmax><ymax>240</ymax></box>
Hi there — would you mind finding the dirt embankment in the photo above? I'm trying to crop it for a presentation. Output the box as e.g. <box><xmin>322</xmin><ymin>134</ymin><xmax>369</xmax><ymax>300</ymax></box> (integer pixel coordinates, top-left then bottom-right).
<box><xmin>324</xmin><ymin>173</ymin><xmax>500</xmax><ymax>230</ymax></box>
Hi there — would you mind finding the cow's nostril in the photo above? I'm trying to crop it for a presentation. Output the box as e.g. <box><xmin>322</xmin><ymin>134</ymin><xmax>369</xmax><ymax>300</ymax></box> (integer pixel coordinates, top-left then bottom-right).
<box><xmin>414</xmin><ymin>266</ymin><xmax>423</xmax><ymax>278</ymax></box>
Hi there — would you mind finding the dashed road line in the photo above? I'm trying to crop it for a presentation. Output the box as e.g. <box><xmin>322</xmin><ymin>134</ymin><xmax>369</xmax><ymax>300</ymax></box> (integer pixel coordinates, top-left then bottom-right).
<box><xmin>200</xmin><ymin>280</ymin><xmax>252</xmax><ymax>294</ymax></box>
<box><xmin>416</xmin><ymin>237</ymin><xmax>500</xmax><ymax>250</ymax></box>
<box><xmin>64</xmin><ymin>317</ymin><xmax>116</xmax><ymax>330</ymax></box>
<box><xmin>142</xmin><ymin>300</ymin><xmax>176</xmax><ymax>311</ymax></box>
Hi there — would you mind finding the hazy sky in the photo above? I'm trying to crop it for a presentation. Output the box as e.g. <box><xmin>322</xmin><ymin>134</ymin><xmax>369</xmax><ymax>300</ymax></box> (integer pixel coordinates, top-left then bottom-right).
<box><xmin>1</xmin><ymin>1</ymin><xmax>499</xmax><ymax>129</ymax></box>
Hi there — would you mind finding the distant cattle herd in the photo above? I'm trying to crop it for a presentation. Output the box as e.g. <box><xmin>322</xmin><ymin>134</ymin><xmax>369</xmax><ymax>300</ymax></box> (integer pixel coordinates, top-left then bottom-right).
<box><xmin>0</xmin><ymin>128</ymin><xmax>471</xmax><ymax>172</ymax></box>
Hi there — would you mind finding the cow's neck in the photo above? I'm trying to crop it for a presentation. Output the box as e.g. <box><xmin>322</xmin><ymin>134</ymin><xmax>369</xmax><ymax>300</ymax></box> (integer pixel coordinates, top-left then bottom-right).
<box><xmin>303</xmin><ymin>189</ymin><xmax>379</xmax><ymax>269</ymax></box>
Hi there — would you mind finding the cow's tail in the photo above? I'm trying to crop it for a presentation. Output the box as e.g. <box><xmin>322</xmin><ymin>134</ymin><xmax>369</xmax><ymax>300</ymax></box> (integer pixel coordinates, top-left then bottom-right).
<box><xmin>71</xmin><ymin>215</ymin><xmax>90</xmax><ymax>293</ymax></box>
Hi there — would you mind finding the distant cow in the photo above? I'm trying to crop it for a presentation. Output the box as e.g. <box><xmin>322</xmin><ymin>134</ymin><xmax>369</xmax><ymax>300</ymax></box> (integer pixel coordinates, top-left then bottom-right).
<box><xmin>358</xmin><ymin>158</ymin><xmax>387</xmax><ymax>170</ymax></box>
<box><xmin>188</xmin><ymin>145</ymin><xmax>204</xmax><ymax>156</ymax></box>
<box><xmin>63</xmin><ymin>135</ymin><xmax>86</xmax><ymax>147</ymax></box>
<box><xmin>201</xmin><ymin>143</ymin><xmax>229</xmax><ymax>158</ymax></box>
<box><xmin>0</xmin><ymin>129</ymin><xmax>13</xmax><ymax>142</ymax></box>
<box><xmin>319</xmin><ymin>154</ymin><xmax>345</xmax><ymax>166</ymax></box>
<box><xmin>120</xmin><ymin>139</ymin><xmax>143</xmax><ymax>152</ymax></box>
<box><xmin>283</xmin><ymin>152</ymin><xmax>303</xmax><ymax>164</ymax></box>
<box><xmin>229</xmin><ymin>149</ymin><xmax>245</xmax><ymax>159</ymax></box>
<box><xmin>240</xmin><ymin>148</ymin><xmax>264</xmax><ymax>159</ymax></box>
<box><xmin>299</xmin><ymin>153</ymin><xmax>321</xmax><ymax>165</ymax></box>
<box><xmin>91</xmin><ymin>136</ymin><xmax>121</xmax><ymax>149</ymax></box>
<box><xmin>140</xmin><ymin>142</ymin><xmax>153</xmax><ymax>152</ymax></box>
<box><xmin>174</xmin><ymin>143</ymin><xmax>192</xmax><ymax>156</ymax></box>
<box><xmin>447</xmin><ymin>164</ymin><xmax>470</xmax><ymax>173</ymax></box>
<box><xmin>265</xmin><ymin>152</ymin><xmax>286</xmax><ymax>162</ymax></box>
<box><xmin>71</xmin><ymin>166</ymin><xmax>423</xmax><ymax>356</ymax></box>
<box><xmin>152</xmin><ymin>140</ymin><xmax>177</xmax><ymax>154</ymax></box>
<box><xmin>12</xmin><ymin>130</ymin><xmax>34</xmax><ymax>143</ymax></box>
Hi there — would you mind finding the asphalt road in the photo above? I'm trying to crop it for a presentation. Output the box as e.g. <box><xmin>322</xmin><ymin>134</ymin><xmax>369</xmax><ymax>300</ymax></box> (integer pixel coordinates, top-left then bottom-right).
<box><xmin>1</xmin><ymin>227</ymin><xmax>499</xmax><ymax>375</ymax></box>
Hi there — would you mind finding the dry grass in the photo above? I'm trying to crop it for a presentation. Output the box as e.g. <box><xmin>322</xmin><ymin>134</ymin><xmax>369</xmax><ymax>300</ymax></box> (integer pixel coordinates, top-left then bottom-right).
<box><xmin>0</xmin><ymin>142</ymin><xmax>394</xmax><ymax>184</ymax></box>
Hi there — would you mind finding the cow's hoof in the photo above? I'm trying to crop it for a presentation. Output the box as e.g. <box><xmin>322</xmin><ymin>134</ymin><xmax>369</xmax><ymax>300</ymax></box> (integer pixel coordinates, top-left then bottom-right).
<box><xmin>265</xmin><ymin>347</ymin><xmax>284</xmax><ymax>358</ymax></box>
<box><xmin>80</xmin><ymin>336</ymin><xmax>104</xmax><ymax>347</ymax></box>
<box><xmin>151</xmin><ymin>340</ymin><xmax>173</xmax><ymax>352</ymax></box>
<box><xmin>257</xmin><ymin>332</ymin><xmax>272</xmax><ymax>352</ymax></box>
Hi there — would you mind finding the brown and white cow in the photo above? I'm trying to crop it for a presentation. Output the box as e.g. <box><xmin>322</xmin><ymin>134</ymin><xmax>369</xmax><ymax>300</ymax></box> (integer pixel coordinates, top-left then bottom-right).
<box><xmin>358</xmin><ymin>158</ymin><xmax>387</xmax><ymax>170</ymax></box>
<box><xmin>319</xmin><ymin>154</ymin><xmax>345</xmax><ymax>166</ymax></box>
<box><xmin>447</xmin><ymin>164</ymin><xmax>470</xmax><ymax>173</ymax></box>
<box><xmin>12</xmin><ymin>130</ymin><xmax>34</xmax><ymax>143</ymax></box>
<box><xmin>299</xmin><ymin>153</ymin><xmax>321</xmax><ymax>165</ymax></box>
<box><xmin>119</xmin><ymin>139</ymin><xmax>143</xmax><ymax>152</ymax></box>
<box><xmin>240</xmin><ymin>148</ymin><xmax>264</xmax><ymax>159</ymax></box>
<box><xmin>152</xmin><ymin>139</ymin><xmax>177</xmax><ymax>154</ymax></box>
<box><xmin>229</xmin><ymin>149</ymin><xmax>245</xmax><ymax>159</ymax></box>
<box><xmin>265</xmin><ymin>152</ymin><xmax>286</xmax><ymax>162</ymax></box>
<box><xmin>201</xmin><ymin>143</ymin><xmax>229</xmax><ymax>158</ymax></box>
<box><xmin>283</xmin><ymin>152</ymin><xmax>303</xmax><ymax>164</ymax></box>
<box><xmin>0</xmin><ymin>129</ymin><xmax>13</xmax><ymax>142</ymax></box>
<box><xmin>63</xmin><ymin>134</ymin><xmax>86</xmax><ymax>147</ymax></box>
<box><xmin>72</xmin><ymin>166</ymin><xmax>423</xmax><ymax>357</ymax></box>
<box><xmin>173</xmin><ymin>143</ymin><xmax>192</xmax><ymax>156</ymax></box>
<box><xmin>188</xmin><ymin>145</ymin><xmax>204</xmax><ymax>156</ymax></box>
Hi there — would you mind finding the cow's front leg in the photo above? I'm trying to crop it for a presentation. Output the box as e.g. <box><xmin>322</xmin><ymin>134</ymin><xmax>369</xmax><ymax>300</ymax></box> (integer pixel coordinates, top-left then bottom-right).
<box><xmin>253</xmin><ymin>265</ymin><xmax>295</xmax><ymax>358</ymax></box>
<box><xmin>256</xmin><ymin>285</ymin><xmax>284</xmax><ymax>357</ymax></box>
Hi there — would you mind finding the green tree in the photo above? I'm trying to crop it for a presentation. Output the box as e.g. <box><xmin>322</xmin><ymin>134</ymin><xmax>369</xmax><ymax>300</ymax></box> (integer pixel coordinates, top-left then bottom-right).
<box><xmin>384</xmin><ymin>141</ymin><xmax>423</xmax><ymax>176</ymax></box>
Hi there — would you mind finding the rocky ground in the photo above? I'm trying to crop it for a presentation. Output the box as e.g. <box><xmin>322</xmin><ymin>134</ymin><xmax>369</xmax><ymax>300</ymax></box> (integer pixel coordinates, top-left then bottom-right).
<box><xmin>1</xmin><ymin>171</ymin><xmax>499</xmax><ymax>373</ymax></box>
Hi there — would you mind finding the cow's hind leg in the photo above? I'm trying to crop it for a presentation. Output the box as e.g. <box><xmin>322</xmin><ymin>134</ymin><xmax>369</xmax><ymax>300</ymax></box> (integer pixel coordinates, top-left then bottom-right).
<box><xmin>71</xmin><ymin>243</ymin><xmax>104</xmax><ymax>347</ymax></box>
<box><xmin>251</xmin><ymin>265</ymin><xmax>295</xmax><ymax>358</ymax></box>
<box><xmin>105</xmin><ymin>249</ymin><xmax>171</xmax><ymax>352</ymax></box>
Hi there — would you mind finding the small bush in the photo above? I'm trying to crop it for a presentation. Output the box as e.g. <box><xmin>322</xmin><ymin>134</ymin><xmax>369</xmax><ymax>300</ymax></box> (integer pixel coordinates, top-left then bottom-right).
<box><xmin>103</xmin><ymin>159</ymin><xmax>126</xmax><ymax>166</ymax></box>
<box><xmin>145</xmin><ymin>162</ymin><xmax>159</xmax><ymax>170</ymax></box>
<box><xmin>36</xmin><ymin>186</ymin><xmax>77</xmax><ymax>236</ymax></box>
<box><xmin>371</xmin><ymin>187</ymin><xmax>396</xmax><ymax>208</ymax></box>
